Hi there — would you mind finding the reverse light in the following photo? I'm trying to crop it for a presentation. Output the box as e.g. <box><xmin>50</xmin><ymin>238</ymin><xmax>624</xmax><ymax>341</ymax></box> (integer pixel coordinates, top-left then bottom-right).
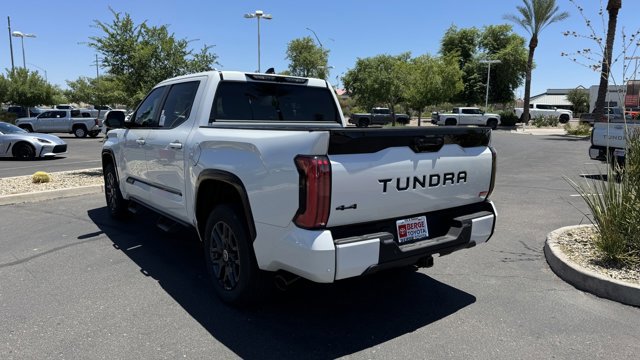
<box><xmin>293</xmin><ymin>155</ymin><xmax>331</xmax><ymax>229</ymax></box>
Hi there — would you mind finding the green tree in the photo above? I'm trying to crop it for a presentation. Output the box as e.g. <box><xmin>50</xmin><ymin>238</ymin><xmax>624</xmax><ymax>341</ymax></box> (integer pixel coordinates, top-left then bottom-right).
<box><xmin>342</xmin><ymin>53</ymin><xmax>411</xmax><ymax>126</ymax></box>
<box><xmin>479</xmin><ymin>25</ymin><xmax>528</xmax><ymax>105</ymax></box>
<box><xmin>405</xmin><ymin>55</ymin><xmax>463</xmax><ymax>125</ymax></box>
<box><xmin>505</xmin><ymin>0</ymin><xmax>569</xmax><ymax>121</ymax></box>
<box><xmin>88</xmin><ymin>8</ymin><xmax>218</xmax><ymax>107</ymax></box>
<box><xmin>285</xmin><ymin>36</ymin><xmax>330</xmax><ymax>78</ymax></box>
<box><xmin>441</xmin><ymin>25</ymin><xmax>527</xmax><ymax>106</ymax></box>
<box><xmin>2</xmin><ymin>68</ymin><xmax>54</xmax><ymax>115</ymax></box>
<box><xmin>594</xmin><ymin>0</ymin><xmax>622</xmax><ymax>121</ymax></box>
<box><xmin>66</xmin><ymin>75</ymin><xmax>127</xmax><ymax>114</ymax></box>
<box><xmin>566</xmin><ymin>88</ymin><xmax>590</xmax><ymax>115</ymax></box>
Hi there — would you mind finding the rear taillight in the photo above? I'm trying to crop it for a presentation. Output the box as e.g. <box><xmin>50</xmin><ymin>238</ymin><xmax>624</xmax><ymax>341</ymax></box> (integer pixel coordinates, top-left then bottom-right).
<box><xmin>293</xmin><ymin>155</ymin><xmax>331</xmax><ymax>229</ymax></box>
<box><xmin>480</xmin><ymin>146</ymin><xmax>497</xmax><ymax>200</ymax></box>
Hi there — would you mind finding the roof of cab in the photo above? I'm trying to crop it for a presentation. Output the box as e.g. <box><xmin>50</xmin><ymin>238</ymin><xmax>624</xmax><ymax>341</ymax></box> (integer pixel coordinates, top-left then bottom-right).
<box><xmin>157</xmin><ymin>70</ymin><xmax>328</xmax><ymax>88</ymax></box>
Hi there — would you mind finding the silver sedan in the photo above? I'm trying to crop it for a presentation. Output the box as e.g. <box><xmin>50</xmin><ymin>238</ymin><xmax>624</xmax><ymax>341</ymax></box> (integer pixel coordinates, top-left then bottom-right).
<box><xmin>0</xmin><ymin>121</ymin><xmax>67</xmax><ymax>159</ymax></box>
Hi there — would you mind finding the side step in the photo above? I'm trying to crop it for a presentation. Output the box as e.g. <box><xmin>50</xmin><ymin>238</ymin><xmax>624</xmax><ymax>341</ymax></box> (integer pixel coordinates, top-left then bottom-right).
<box><xmin>156</xmin><ymin>216</ymin><xmax>180</xmax><ymax>232</ymax></box>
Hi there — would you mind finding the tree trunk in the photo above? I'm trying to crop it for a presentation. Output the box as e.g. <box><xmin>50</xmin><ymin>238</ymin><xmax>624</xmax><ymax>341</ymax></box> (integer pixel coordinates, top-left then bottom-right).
<box><xmin>522</xmin><ymin>36</ymin><xmax>538</xmax><ymax>123</ymax></box>
<box><xmin>417</xmin><ymin>110</ymin><xmax>422</xmax><ymax>127</ymax></box>
<box><xmin>594</xmin><ymin>0</ymin><xmax>622</xmax><ymax>122</ymax></box>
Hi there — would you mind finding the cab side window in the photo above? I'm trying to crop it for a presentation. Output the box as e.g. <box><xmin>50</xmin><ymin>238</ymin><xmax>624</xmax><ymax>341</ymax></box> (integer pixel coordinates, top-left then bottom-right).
<box><xmin>132</xmin><ymin>86</ymin><xmax>166</xmax><ymax>127</ymax></box>
<box><xmin>159</xmin><ymin>81</ymin><xmax>199</xmax><ymax>128</ymax></box>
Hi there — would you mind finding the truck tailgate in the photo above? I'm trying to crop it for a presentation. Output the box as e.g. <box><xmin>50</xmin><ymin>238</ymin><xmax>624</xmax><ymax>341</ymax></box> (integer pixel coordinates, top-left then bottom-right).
<box><xmin>326</xmin><ymin>128</ymin><xmax>494</xmax><ymax>227</ymax></box>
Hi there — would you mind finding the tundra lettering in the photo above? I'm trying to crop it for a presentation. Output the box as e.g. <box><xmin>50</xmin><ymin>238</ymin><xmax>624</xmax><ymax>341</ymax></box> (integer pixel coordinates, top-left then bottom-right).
<box><xmin>379</xmin><ymin>171</ymin><xmax>468</xmax><ymax>193</ymax></box>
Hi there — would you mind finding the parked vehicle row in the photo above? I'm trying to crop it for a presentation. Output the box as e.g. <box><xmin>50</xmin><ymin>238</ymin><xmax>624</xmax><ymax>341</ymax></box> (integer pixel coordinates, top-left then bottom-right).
<box><xmin>579</xmin><ymin>107</ymin><xmax>631</xmax><ymax>126</ymax></box>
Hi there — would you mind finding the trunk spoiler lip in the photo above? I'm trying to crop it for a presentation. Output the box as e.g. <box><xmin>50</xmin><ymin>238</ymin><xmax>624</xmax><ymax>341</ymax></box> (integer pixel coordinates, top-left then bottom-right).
<box><xmin>328</xmin><ymin>127</ymin><xmax>491</xmax><ymax>155</ymax></box>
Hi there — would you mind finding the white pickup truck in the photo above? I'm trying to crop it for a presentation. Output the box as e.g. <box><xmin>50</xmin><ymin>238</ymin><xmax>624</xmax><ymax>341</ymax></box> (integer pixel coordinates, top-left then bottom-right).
<box><xmin>514</xmin><ymin>103</ymin><xmax>573</xmax><ymax>123</ymax></box>
<box><xmin>431</xmin><ymin>107</ymin><xmax>501</xmax><ymax>130</ymax></box>
<box><xmin>16</xmin><ymin>109</ymin><xmax>102</xmax><ymax>138</ymax></box>
<box><xmin>589</xmin><ymin>121</ymin><xmax>640</xmax><ymax>167</ymax></box>
<box><xmin>102</xmin><ymin>71</ymin><xmax>497</xmax><ymax>305</ymax></box>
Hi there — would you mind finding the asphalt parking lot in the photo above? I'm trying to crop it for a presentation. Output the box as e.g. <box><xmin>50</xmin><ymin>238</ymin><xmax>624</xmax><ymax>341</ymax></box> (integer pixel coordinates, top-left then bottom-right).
<box><xmin>0</xmin><ymin>135</ymin><xmax>104</xmax><ymax>177</ymax></box>
<box><xmin>1</xmin><ymin>131</ymin><xmax>638</xmax><ymax>359</ymax></box>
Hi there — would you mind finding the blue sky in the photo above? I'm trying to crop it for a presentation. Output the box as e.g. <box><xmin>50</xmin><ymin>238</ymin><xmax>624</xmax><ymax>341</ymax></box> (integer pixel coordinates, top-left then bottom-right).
<box><xmin>2</xmin><ymin>0</ymin><xmax>639</xmax><ymax>98</ymax></box>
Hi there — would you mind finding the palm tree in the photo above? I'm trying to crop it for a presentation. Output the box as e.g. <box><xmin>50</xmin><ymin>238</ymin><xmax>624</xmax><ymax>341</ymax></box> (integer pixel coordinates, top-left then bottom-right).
<box><xmin>505</xmin><ymin>0</ymin><xmax>569</xmax><ymax>123</ymax></box>
<box><xmin>593</xmin><ymin>0</ymin><xmax>622</xmax><ymax>122</ymax></box>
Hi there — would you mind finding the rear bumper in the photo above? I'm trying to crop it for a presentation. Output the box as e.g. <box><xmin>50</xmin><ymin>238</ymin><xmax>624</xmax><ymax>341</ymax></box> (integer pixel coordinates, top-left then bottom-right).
<box><xmin>254</xmin><ymin>201</ymin><xmax>497</xmax><ymax>283</ymax></box>
<box><xmin>589</xmin><ymin>145</ymin><xmax>607</xmax><ymax>161</ymax></box>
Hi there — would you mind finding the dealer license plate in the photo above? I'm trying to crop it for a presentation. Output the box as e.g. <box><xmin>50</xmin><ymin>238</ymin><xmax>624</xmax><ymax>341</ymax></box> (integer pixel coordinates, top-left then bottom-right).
<box><xmin>396</xmin><ymin>216</ymin><xmax>429</xmax><ymax>243</ymax></box>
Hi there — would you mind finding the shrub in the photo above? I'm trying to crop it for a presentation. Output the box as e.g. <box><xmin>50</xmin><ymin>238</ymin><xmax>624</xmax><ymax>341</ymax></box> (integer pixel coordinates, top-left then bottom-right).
<box><xmin>564</xmin><ymin>123</ymin><xmax>592</xmax><ymax>136</ymax></box>
<box><xmin>0</xmin><ymin>111</ymin><xmax>18</xmax><ymax>124</ymax></box>
<box><xmin>31</xmin><ymin>171</ymin><xmax>51</xmax><ymax>184</ymax></box>
<box><xmin>498</xmin><ymin>111</ymin><xmax>518</xmax><ymax>126</ymax></box>
<box><xmin>568</xmin><ymin>133</ymin><xmax>640</xmax><ymax>266</ymax></box>
<box><xmin>531</xmin><ymin>115</ymin><xmax>559</xmax><ymax>128</ymax></box>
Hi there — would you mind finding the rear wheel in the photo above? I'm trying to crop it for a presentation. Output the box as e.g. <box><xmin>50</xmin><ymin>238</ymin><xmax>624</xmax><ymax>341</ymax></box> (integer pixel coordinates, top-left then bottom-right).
<box><xmin>487</xmin><ymin>119</ymin><xmax>498</xmax><ymax>130</ymax></box>
<box><xmin>73</xmin><ymin>126</ymin><xmax>88</xmax><ymax>138</ymax></box>
<box><xmin>104</xmin><ymin>163</ymin><xmax>129</xmax><ymax>219</ymax></box>
<box><xmin>204</xmin><ymin>204</ymin><xmax>262</xmax><ymax>306</ymax></box>
<box><xmin>12</xmin><ymin>142</ymin><xmax>35</xmax><ymax>159</ymax></box>
<box><xmin>19</xmin><ymin>125</ymin><xmax>33</xmax><ymax>133</ymax></box>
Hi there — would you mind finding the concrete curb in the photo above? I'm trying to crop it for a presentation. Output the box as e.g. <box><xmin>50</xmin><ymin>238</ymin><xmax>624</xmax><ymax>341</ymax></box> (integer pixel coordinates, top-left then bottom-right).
<box><xmin>544</xmin><ymin>225</ymin><xmax>640</xmax><ymax>307</ymax></box>
<box><xmin>0</xmin><ymin>185</ymin><xmax>104</xmax><ymax>206</ymax></box>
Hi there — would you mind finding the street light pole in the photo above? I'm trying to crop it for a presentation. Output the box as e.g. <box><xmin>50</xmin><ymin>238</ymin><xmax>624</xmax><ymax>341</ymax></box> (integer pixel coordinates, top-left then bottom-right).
<box><xmin>7</xmin><ymin>17</ymin><xmax>15</xmax><ymax>74</ymax></box>
<box><xmin>480</xmin><ymin>59</ymin><xmax>501</xmax><ymax>109</ymax></box>
<box><xmin>244</xmin><ymin>10</ymin><xmax>272</xmax><ymax>72</ymax></box>
<box><xmin>305</xmin><ymin>27</ymin><xmax>323</xmax><ymax>48</ymax></box>
<box><xmin>12</xmin><ymin>30</ymin><xmax>36</xmax><ymax>68</ymax></box>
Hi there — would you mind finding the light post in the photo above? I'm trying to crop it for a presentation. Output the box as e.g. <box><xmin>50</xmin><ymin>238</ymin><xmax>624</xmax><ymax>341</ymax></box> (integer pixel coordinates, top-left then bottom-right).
<box><xmin>244</xmin><ymin>10</ymin><xmax>272</xmax><ymax>73</ymax></box>
<box><xmin>480</xmin><ymin>59</ymin><xmax>501</xmax><ymax>109</ymax></box>
<box><xmin>28</xmin><ymin>63</ymin><xmax>46</xmax><ymax>82</ymax></box>
<box><xmin>12</xmin><ymin>30</ymin><xmax>36</xmax><ymax>68</ymax></box>
<box><xmin>306</xmin><ymin>27</ymin><xmax>323</xmax><ymax>48</ymax></box>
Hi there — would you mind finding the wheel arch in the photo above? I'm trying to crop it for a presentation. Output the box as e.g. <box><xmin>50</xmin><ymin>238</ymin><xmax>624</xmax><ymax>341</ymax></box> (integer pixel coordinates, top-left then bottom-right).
<box><xmin>12</xmin><ymin>140</ymin><xmax>36</xmax><ymax>157</ymax></box>
<box><xmin>195</xmin><ymin>170</ymin><xmax>257</xmax><ymax>243</ymax></box>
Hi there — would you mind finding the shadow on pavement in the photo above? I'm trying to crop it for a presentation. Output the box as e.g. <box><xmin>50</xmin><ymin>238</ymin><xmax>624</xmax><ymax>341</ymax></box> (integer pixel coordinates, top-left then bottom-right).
<box><xmin>580</xmin><ymin>173</ymin><xmax>608</xmax><ymax>181</ymax></box>
<box><xmin>87</xmin><ymin>206</ymin><xmax>476</xmax><ymax>359</ymax></box>
<box><xmin>540</xmin><ymin>134</ymin><xmax>590</xmax><ymax>142</ymax></box>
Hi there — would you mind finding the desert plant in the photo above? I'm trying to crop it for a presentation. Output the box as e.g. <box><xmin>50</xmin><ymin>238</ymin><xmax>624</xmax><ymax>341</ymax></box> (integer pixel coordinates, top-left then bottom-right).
<box><xmin>531</xmin><ymin>115</ymin><xmax>559</xmax><ymax>127</ymax></box>
<box><xmin>564</xmin><ymin>122</ymin><xmax>592</xmax><ymax>136</ymax></box>
<box><xmin>31</xmin><ymin>171</ymin><xmax>51</xmax><ymax>184</ymax></box>
<box><xmin>568</xmin><ymin>132</ymin><xmax>640</xmax><ymax>266</ymax></box>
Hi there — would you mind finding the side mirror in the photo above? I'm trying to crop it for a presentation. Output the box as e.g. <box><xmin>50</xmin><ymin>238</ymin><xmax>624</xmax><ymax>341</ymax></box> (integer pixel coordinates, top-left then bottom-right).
<box><xmin>104</xmin><ymin>111</ymin><xmax>126</xmax><ymax>129</ymax></box>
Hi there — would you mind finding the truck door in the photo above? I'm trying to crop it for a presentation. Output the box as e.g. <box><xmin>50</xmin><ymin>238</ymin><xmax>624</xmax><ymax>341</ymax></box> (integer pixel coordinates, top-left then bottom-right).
<box><xmin>143</xmin><ymin>80</ymin><xmax>201</xmax><ymax>220</ymax></box>
<box><xmin>34</xmin><ymin>111</ymin><xmax>59</xmax><ymax>132</ymax></box>
<box><xmin>121</xmin><ymin>86</ymin><xmax>167</xmax><ymax>202</ymax></box>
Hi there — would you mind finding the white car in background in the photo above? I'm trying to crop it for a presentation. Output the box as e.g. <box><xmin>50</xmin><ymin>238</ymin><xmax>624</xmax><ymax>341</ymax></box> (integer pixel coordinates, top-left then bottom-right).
<box><xmin>0</xmin><ymin>121</ymin><xmax>67</xmax><ymax>159</ymax></box>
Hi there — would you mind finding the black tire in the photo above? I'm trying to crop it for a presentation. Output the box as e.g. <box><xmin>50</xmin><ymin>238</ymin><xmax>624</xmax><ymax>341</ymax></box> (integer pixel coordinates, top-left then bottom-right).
<box><xmin>487</xmin><ymin>118</ymin><xmax>498</xmax><ymax>130</ymax></box>
<box><xmin>204</xmin><ymin>204</ymin><xmax>262</xmax><ymax>306</ymax></box>
<box><xmin>12</xmin><ymin>142</ymin><xmax>36</xmax><ymax>159</ymax></box>
<box><xmin>89</xmin><ymin>131</ymin><xmax>100</xmax><ymax>138</ymax></box>
<box><xmin>103</xmin><ymin>162</ymin><xmax>129</xmax><ymax>219</ymax></box>
<box><xmin>358</xmin><ymin>119</ymin><xmax>369</xmax><ymax>128</ymax></box>
<box><xmin>559</xmin><ymin>114</ymin><xmax>570</xmax><ymax>124</ymax></box>
<box><xmin>19</xmin><ymin>125</ymin><xmax>33</xmax><ymax>133</ymax></box>
<box><xmin>73</xmin><ymin>126</ymin><xmax>88</xmax><ymax>138</ymax></box>
<box><xmin>445</xmin><ymin>118</ymin><xmax>456</xmax><ymax>126</ymax></box>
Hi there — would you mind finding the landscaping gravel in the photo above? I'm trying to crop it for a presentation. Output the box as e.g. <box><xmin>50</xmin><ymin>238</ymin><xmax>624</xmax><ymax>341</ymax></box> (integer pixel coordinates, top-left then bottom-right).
<box><xmin>556</xmin><ymin>225</ymin><xmax>640</xmax><ymax>285</ymax></box>
<box><xmin>0</xmin><ymin>168</ymin><xmax>104</xmax><ymax>196</ymax></box>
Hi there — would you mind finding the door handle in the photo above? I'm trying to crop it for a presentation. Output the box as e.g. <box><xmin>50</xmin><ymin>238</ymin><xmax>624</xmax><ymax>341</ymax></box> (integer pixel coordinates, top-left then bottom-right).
<box><xmin>169</xmin><ymin>142</ymin><xmax>183</xmax><ymax>149</ymax></box>
<box><xmin>136</xmin><ymin>138</ymin><xmax>146</xmax><ymax>145</ymax></box>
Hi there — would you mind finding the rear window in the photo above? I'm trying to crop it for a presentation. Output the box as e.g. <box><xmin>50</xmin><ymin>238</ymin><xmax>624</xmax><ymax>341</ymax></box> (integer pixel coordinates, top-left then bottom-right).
<box><xmin>210</xmin><ymin>81</ymin><xmax>339</xmax><ymax>123</ymax></box>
